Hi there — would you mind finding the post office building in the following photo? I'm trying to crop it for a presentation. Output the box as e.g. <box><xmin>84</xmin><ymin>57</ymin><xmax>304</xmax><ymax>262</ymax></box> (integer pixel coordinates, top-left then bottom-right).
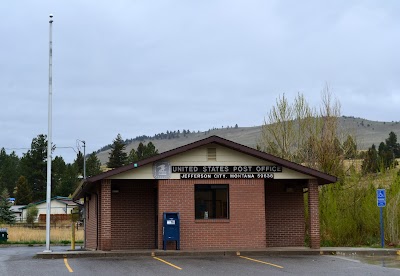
<box><xmin>73</xmin><ymin>136</ymin><xmax>336</xmax><ymax>251</ymax></box>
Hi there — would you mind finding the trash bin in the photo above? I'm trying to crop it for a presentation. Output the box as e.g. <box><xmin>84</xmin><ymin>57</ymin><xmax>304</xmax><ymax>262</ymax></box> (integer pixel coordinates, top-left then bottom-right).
<box><xmin>0</xmin><ymin>228</ymin><xmax>8</xmax><ymax>242</ymax></box>
<box><xmin>162</xmin><ymin>212</ymin><xmax>180</xmax><ymax>250</ymax></box>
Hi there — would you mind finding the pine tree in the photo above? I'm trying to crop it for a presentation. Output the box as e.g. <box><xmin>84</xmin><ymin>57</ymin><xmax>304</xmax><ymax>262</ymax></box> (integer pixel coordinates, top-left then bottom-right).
<box><xmin>127</xmin><ymin>148</ymin><xmax>138</xmax><ymax>163</ymax></box>
<box><xmin>0</xmin><ymin>189</ymin><xmax>16</xmax><ymax>224</ymax></box>
<box><xmin>74</xmin><ymin>151</ymin><xmax>84</xmax><ymax>177</ymax></box>
<box><xmin>107</xmin><ymin>134</ymin><xmax>128</xmax><ymax>168</ymax></box>
<box><xmin>127</xmin><ymin>142</ymin><xmax>159</xmax><ymax>163</ymax></box>
<box><xmin>55</xmin><ymin>164</ymin><xmax>78</xmax><ymax>196</ymax></box>
<box><xmin>386</xmin><ymin>131</ymin><xmax>400</xmax><ymax>158</ymax></box>
<box><xmin>52</xmin><ymin>156</ymin><xmax>67</xmax><ymax>197</ymax></box>
<box><xmin>0</xmin><ymin>148</ymin><xmax>21</xmax><ymax>197</ymax></box>
<box><xmin>144</xmin><ymin>142</ymin><xmax>158</xmax><ymax>158</ymax></box>
<box><xmin>362</xmin><ymin>144</ymin><xmax>379</xmax><ymax>174</ymax></box>
<box><xmin>19</xmin><ymin>135</ymin><xmax>50</xmax><ymax>201</ymax></box>
<box><xmin>15</xmin><ymin>176</ymin><xmax>32</xmax><ymax>205</ymax></box>
<box><xmin>86</xmin><ymin>153</ymin><xmax>102</xmax><ymax>177</ymax></box>
<box><xmin>136</xmin><ymin>142</ymin><xmax>146</xmax><ymax>160</ymax></box>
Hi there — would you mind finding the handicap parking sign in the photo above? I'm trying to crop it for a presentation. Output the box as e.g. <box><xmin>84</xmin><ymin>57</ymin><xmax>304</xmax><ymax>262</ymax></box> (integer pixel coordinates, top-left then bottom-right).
<box><xmin>377</xmin><ymin>189</ymin><xmax>386</xmax><ymax>207</ymax></box>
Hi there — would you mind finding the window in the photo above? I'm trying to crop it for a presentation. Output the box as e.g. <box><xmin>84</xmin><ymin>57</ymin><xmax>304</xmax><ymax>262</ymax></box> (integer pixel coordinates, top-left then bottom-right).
<box><xmin>195</xmin><ymin>184</ymin><xmax>229</xmax><ymax>219</ymax></box>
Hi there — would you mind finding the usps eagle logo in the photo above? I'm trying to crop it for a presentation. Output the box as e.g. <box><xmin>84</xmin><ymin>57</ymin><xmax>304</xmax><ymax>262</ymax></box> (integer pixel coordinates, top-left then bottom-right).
<box><xmin>153</xmin><ymin>161</ymin><xmax>171</xmax><ymax>179</ymax></box>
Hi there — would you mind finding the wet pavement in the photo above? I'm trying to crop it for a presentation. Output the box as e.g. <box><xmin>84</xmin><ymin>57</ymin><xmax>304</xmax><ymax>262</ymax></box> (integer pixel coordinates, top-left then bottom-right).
<box><xmin>344</xmin><ymin>254</ymin><xmax>400</xmax><ymax>269</ymax></box>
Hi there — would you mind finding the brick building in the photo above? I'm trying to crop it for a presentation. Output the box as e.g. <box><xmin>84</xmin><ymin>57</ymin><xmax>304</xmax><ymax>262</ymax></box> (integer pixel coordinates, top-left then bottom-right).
<box><xmin>72</xmin><ymin>136</ymin><xmax>336</xmax><ymax>251</ymax></box>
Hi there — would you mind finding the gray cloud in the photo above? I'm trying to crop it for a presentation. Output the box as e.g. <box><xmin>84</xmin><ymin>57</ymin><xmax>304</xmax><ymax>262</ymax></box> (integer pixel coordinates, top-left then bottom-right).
<box><xmin>1</xmin><ymin>0</ymin><xmax>399</xmax><ymax>163</ymax></box>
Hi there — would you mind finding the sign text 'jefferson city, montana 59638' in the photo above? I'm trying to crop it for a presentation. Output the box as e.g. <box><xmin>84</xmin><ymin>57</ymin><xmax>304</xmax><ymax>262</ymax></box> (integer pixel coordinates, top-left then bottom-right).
<box><xmin>172</xmin><ymin>166</ymin><xmax>282</xmax><ymax>179</ymax></box>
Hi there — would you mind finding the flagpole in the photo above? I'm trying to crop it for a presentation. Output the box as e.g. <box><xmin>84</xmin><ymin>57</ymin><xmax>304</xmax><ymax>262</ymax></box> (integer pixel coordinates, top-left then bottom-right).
<box><xmin>44</xmin><ymin>14</ymin><xmax>54</xmax><ymax>253</ymax></box>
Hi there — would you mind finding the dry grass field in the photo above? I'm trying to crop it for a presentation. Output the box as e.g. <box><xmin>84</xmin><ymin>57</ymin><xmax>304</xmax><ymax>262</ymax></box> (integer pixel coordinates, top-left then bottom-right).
<box><xmin>1</xmin><ymin>224</ymin><xmax>83</xmax><ymax>243</ymax></box>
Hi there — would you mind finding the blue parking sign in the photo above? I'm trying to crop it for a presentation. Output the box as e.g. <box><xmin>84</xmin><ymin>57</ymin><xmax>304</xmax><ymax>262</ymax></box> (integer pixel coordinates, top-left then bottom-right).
<box><xmin>377</xmin><ymin>189</ymin><xmax>386</xmax><ymax>207</ymax></box>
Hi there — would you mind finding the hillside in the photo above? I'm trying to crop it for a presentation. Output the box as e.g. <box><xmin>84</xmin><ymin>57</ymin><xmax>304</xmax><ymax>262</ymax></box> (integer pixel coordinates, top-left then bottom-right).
<box><xmin>96</xmin><ymin>117</ymin><xmax>400</xmax><ymax>165</ymax></box>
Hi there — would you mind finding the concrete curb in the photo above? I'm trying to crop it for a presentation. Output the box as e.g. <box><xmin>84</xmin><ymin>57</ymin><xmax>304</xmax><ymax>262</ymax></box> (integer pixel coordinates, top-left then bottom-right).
<box><xmin>35</xmin><ymin>248</ymin><xmax>400</xmax><ymax>259</ymax></box>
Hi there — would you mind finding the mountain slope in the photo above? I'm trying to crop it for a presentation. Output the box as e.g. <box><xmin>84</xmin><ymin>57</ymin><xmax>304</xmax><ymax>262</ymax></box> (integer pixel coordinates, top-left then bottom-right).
<box><xmin>96</xmin><ymin>117</ymin><xmax>400</xmax><ymax>165</ymax></box>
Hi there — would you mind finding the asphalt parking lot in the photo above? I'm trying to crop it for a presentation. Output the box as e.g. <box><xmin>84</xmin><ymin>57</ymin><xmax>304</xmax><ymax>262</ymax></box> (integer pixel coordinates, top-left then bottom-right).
<box><xmin>1</xmin><ymin>246</ymin><xmax>400</xmax><ymax>276</ymax></box>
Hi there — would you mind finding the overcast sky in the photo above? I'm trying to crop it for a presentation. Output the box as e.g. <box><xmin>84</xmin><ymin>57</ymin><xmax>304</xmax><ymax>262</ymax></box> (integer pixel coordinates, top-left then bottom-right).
<box><xmin>1</xmin><ymin>0</ymin><xmax>399</xmax><ymax>163</ymax></box>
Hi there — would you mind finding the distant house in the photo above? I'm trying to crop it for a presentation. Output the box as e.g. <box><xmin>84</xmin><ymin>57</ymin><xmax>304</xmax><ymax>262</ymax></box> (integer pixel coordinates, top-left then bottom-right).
<box><xmin>20</xmin><ymin>196</ymin><xmax>81</xmax><ymax>223</ymax></box>
<box><xmin>10</xmin><ymin>205</ymin><xmax>25</xmax><ymax>222</ymax></box>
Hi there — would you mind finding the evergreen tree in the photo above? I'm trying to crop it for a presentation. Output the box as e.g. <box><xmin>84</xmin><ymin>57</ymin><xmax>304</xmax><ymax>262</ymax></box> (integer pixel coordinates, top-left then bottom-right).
<box><xmin>54</xmin><ymin>164</ymin><xmax>78</xmax><ymax>196</ymax></box>
<box><xmin>0</xmin><ymin>148</ymin><xmax>21</xmax><ymax>197</ymax></box>
<box><xmin>19</xmin><ymin>135</ymin><xmax>51</xmax><ymax>201</ymax></box>
<box><xmin>86</xmin><ymin>153</ymin><xmax>102</xmax><ymax>177</ymax></box>
<box><xmin>127</xmin><ymin>142</ymin><xmax>159</xmax><ymax>163</ymax></box>
<box><xmin>362</xmin><ymin>132</ymin><xmax>399</xmax><ymax>174</ymax></box>
<box><xmin>362</xmin><ymin>144</ymin><xmax>379</xmax><ymax>174</ymax></box>
<box><xmin>74</xmin><ymin>151</ymin><xmax>84</xmax><ymax>177</ymax></box>
<box><xmin>15</xmin><ymin>176</ymin><xmax>32</xmax><ymax>205</ymax></box>
<box><xmin>127</xmin><ymin>148</ymin><xmax>138</xmax><ymax>164</ymax></box>
<box><xmin>0</xmin><ymin>189</ymin><xmax>16</xmax><ymax>224</ymax></box>
<box><xmin>138</xmin><ymin>142</ymin><xmax>158</xmax><ymax>160</ymax></box>
<box><xmin>144</xmin><ymin>142</ymin><xmax>158</xmax><ymax>158</ymax></box>
<box><xmin>107</xmin><ymin>134</ymin><xmax>128</xmax><ymax>168</ymax></box>
<box><xmin>385</xmin><ymin>131</ymin><xmax>400</xmax><ymax>158</ymax></box>
<box><xmin>378</xmin><ymin>142</ymin><xmax>389</xmax><ymax>169</ymax></box>
<box><xmin>52</xmin><ymin>156</ymin><xmax>66</xmax><ymax>197</ymax></box>
<box><xmin>136</xmin><ymin>142</ymin><xmax>146</xmax><ymax>160</ymax></box>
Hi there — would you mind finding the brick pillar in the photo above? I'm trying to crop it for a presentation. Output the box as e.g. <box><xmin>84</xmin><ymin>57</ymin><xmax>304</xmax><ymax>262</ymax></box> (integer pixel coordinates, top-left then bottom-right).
<box><xmin>100</xmin><ymin>179</ymin><xmax>112</xmax><ymax>251</ymax></box>
<box><xmin>308</xmin><ymin>179</ymin><xmax>320</xmax><ymax>249</ymax></box>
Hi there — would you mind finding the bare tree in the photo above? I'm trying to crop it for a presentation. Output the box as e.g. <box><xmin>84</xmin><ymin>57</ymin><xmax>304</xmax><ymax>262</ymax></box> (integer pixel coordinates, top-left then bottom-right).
<box><xmin>260</xmin><ymin>84</ymin><xmax>350</xmax><ymax>177</ymax></box>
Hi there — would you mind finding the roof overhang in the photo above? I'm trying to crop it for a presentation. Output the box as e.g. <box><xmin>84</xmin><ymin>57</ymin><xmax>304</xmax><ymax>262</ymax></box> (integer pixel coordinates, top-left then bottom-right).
<box><xmin>73</xmin><ymin>135</ymin><xmax>337</xmax><ymax>200</ymax></box>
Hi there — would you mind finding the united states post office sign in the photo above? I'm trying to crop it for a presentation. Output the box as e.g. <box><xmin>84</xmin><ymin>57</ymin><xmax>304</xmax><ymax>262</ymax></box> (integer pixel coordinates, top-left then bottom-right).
<box><xmin>171</xmin><ymin>165</ymin><xmax>282</xmax><ymax>173</ymax></box>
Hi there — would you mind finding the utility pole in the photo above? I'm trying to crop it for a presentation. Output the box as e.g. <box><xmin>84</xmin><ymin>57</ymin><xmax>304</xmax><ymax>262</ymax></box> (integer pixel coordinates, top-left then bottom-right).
<box><xmin>83</xmin><ymin>141</ymin><xmax>86</xmax><ymax>179</ymax></box>
<box><xmin>77</xmin><ymin>139</ymin><xmax>86</xmax><ymax>249</ymax></box>
<box><xmin>77</xmin><ymin>140</ymin><xmax>86</xmax><ymax>179</ymax></box>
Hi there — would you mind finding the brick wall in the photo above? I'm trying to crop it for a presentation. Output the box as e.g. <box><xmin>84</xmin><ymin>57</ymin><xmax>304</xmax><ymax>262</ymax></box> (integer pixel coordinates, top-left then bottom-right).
<box><xmin>100</xmin><ymin>179</ymin><xmax>112</xmax><ymax>250</ymax></box>
<box><xmin>308</xmin><ymin>179</ymin><xmax>320</xmax><ymax>249</ymax></box>
<box><xmin>111</xmin><ymin>180</ymin><xmax>156</xmax><ymax>249</ymax></box>
<box><xmin>265</xmin><ymin>181</ymin><xmax>305</xmax><ymax>247</ymax></box>
<box><xmin>158</xmin><ymin>179</ymin><xmax>266</xmax><ymax>250</ymax></box>
<box><xmin>87</xmin><ymin>178</ymin><xmax>314</xmax><ymax>250</ymax></box>
<box><xmin>85</xmin><ymin>191</ymin><xmax>98</xmax><ymax>250</ymax></box>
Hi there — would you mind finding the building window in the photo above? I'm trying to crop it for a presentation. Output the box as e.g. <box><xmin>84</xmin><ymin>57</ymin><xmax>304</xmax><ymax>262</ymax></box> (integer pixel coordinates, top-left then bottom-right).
<box><xmin>195</xmin><ymin>184</ymin><xmax>229</xmax><ymax>219</ymax></box>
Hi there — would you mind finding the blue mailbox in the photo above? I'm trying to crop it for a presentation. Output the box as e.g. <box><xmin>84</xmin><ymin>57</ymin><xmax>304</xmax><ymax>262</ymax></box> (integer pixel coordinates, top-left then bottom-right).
<box><xmin>163</xmin><ymin>212</ymin><xmax>180</xmax><ymax>250</ymax></box>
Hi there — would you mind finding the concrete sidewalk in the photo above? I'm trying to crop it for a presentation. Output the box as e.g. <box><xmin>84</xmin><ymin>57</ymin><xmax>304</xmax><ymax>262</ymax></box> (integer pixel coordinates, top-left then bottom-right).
<box><xmin>35</xmin><ymin>246</ymin><xmax>400</xmax><ymax>259</ymax></box>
